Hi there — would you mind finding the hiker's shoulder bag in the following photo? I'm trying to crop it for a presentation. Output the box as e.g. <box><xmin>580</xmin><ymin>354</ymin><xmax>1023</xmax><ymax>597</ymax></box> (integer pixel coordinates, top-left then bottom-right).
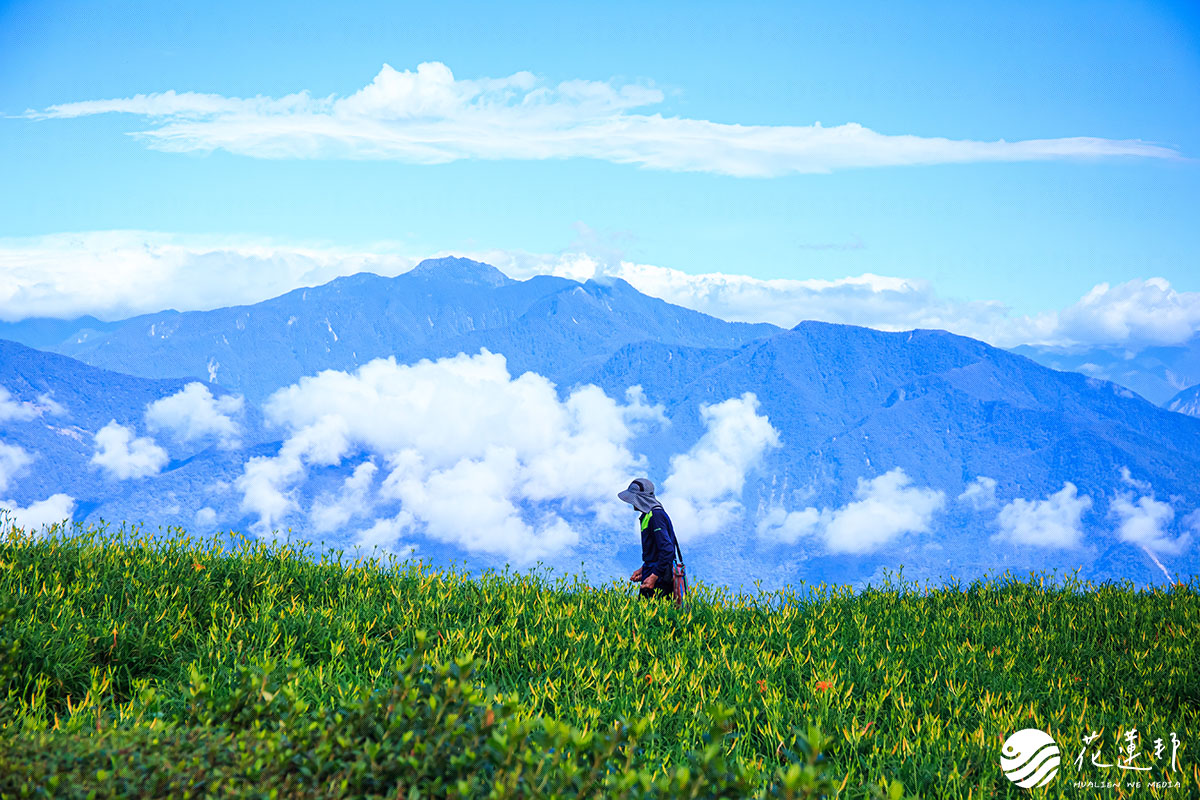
<box><xmin>670</xmin><ymin>522</ymin><xmax>687</xmax><ymax>608</ymax></box>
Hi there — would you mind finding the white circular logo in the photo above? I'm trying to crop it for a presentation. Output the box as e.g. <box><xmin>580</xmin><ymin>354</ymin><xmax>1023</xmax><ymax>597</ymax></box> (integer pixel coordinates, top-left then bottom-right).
<box><xmin>1001</xmin><ymin>728</ymin><xmax>1060</xmax><ymax>788</ymax></box>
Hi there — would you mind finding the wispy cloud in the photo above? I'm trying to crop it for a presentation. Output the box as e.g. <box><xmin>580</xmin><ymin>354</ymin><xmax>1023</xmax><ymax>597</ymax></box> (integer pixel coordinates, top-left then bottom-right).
<box><xmin>25</xmin><ymin>62</ymin><xmax>1179</xmax><ymax>177</ymax></box>
<box><xmin>0</xmin><ymin>385</ymin><xmax>64</xmax><ymax>422</ymax></box>
<box><xmin>958</xmin><ymin>476</ymin><xmax>998</xmax><ymax>511</ymax></box>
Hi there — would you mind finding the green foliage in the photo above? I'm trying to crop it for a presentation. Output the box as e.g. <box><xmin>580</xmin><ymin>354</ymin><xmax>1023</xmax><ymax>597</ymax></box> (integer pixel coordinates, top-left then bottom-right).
<box><xmin>2</xmin><ymin>522</ymin><xmax>1198</xmax><ymax>797</ymax></box>
<box><xmin>0</xmin><ymin>634</ymin><xmax>827</xmax><ymax>798</ymax></box>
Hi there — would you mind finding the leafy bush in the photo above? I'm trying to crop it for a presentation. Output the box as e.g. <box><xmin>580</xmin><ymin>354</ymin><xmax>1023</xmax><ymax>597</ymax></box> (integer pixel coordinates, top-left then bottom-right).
<box><xmin>0</xmin><ymin>625</ymin><xmax>840</xmax><ymax>798</ymax></box>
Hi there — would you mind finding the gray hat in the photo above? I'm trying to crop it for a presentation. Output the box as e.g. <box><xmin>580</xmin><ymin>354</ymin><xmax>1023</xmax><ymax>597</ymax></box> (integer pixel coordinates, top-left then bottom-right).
<box><xmin>618</xmin><ymin>478</ymin><xmax>661</xmax><ymax>514</ymax></box>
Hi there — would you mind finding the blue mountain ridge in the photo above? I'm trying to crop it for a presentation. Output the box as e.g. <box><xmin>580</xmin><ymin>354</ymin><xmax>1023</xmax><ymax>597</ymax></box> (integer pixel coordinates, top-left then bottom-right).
<box><xmin>27</xmin><ymin>258</ymin><xmax>776</xmax><ymax>401</ymax></box>
<box><xmin>1015</xmin><ymin>335</ymin><xmax>1200</xmax><ymax>407</ymax></box>
<box><xmin>1166</xmin><ymin>384</ymin><xmax>1200</xmax><ymax>419</ymax></box>
<box><xmin>2</xmin><ymin>257</ymin><xmax>1197</xmax><ymax>592</ymax></box>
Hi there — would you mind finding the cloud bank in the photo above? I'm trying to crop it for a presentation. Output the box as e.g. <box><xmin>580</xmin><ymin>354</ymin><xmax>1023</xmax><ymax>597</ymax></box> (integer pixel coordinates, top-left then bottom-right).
<box><xmin>563</xmin><ymin>259</ymin><xmax>1200</xmax><ymax>349</ymax></box>
<box><xmin>237</xmin><ymin>350</ymin><xmax>664</xmax><ymax>561</ymax></box>
<box><xmin>757</xmin><ymin>468</ymin><xmax>946</xmax><ymax>554</ymax></box>
<box><xmin>91</xmin><ymin>421</ymin><xmax>169</xmax><ymax>479</ymax></box>
<box><xmin>28</xmin><ymin>62</ymin><xmax>1177</xmax><ymax>177</ymax></box>
<box><xmin>0</xmin><ymin>231</ymin><xmax>414</xmax><ymax>322</ymax></box>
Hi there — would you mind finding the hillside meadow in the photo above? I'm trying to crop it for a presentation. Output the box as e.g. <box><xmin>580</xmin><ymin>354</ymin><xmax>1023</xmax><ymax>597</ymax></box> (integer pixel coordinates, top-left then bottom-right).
<box><xmin>0</xmin><ymin>522</ymin><xmax>1197</xmax><ymax>798</ymax></box>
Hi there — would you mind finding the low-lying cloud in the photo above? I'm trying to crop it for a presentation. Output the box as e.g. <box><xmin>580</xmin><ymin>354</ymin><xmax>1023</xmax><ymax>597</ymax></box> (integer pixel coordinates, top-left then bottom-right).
<box><xmin>309</xmin><ymin>460</ymin><xmax>377</xmax><ymax>534</ymax></box>
<box><xmin>0</xmin><ymin>385</ymin><xmax>64</xmax><ymax>422</ymax></box>
<box><xmin>145</xmin><ymin>382</ymin><xmax>244</xmax><ymax>449</ymax></box>
<box><xmin>0</xmin><ymin>493</ymin><xmax>76</xmax><ymax>536</ymax></box>
<box><xmin>994</xmin><ymin>482</ymin><xmax>1093</xmax><ymax>548</ymax></box>
<box><xmin>958</xmin><ymin>476</ymin><xmax>998</xmax><ymax>510</ymax></box>
<box><xmin>27</xmin><ymin>62</ymin><xmax>1177</xmax><ymax>177</ymax></box>
<box><xmin>237</xmin><ymin>350</ymin><xmax>664</xmax><ymax>561</ymax></box>
<box><xmin>661</xmin><ymin>393</ymin><xmax>779</xmax><ymax>540</ymax></box>
<box><xmin>0</xmin><ymin>442</ymin><xmax>31</xmax><ymax>492</ymax></box>
<box><xmin>1109</xmin><ymin>469</ymin><xmax>1193</xmax><ymax>556</ymax></box>
<box><xmin>1110</xmin><ymin>493</ymin><xmax>1190</xmax><ymax>555</ymax></box>
<box><xmin>757</xmin><ymin>468</ymin><xmax>945</xmax><ymax>554</ymax></box>
<box><xmin>91</xmin><ymin>421</ymin><xmax>169</xmax><ymax>479</ymax></box>
<box><xmin>0</xmin><ymin>231</ymin><xmax>414</xmax><ymax>322</ymax></box>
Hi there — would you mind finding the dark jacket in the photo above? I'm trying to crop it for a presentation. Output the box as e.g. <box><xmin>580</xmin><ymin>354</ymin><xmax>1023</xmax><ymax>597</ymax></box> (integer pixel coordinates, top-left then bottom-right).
<box><xmin>640</xmin><ymin>506</ymin><xmax>678</xmax><ymax>584</ymax></box>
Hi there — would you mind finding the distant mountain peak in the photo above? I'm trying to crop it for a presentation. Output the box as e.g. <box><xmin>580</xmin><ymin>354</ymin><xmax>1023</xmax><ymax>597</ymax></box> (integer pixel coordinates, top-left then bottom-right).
<box><xmin>1167</xmin><ymin>383</ymin><xmax>1200</xmax><ymax>418</ymax></box>
<box><xmin>407</xmin><ymin>257</ymin><xmax>511</xmax><ymax>286</ymax></box>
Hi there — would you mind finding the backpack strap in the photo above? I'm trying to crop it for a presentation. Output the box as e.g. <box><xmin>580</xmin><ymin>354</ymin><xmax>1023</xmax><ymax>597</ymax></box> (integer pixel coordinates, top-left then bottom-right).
<box><xmin>657</xmin><ymin>507</ymin><xmax>683</xmax><ymax>563</ymax></box>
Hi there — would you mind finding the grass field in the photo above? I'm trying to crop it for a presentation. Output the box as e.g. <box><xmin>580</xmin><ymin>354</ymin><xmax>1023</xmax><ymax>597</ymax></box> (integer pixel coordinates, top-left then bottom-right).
<box><xmin>1</xmin><ymin>522</ymin><xmax>1197</xmax><ymax>798</ymax></box>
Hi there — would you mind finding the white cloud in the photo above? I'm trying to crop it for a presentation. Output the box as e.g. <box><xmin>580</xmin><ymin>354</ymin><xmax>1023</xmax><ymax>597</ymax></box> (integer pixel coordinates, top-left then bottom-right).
<box><xmin>347</xmin><ymin>512</ymin><xmax>418</xmax><ymax>565</ymax></box>
<box><xmin>145</xmin><ymin>382</ymin><xmax>244</xmax><ymax>448</ymax></box>
<box><xmin>1119</xmin><ymin>466</ymin><xmax>1152</xmax><ymax>493</ymax></box>
<box><xmin>995</xmin><ymin>482</ymin><xmax>1092</xmax><ymax>548</ymax></box>
<box><xmin>476</xmin><ymin>251</ymin><xmax>1200</xmax><ymax>349</ymax></box>
<box><xmin>0</xmin><ymin>386</ymin><xmax>64</xmax><ymax>422</ymax></box>
<box><xmin>958</xmin><ymin>476</ymin><xmax>998</xmax><ymax>510</ymax></box>
<box><xmin>0</xmin><ymin>493</ymin><xmax>75</xmax><ymax>536</ymax></box>
<box><xmin>0</xmin><ymin>441</ymin><xmax>31</xmax><ymax>491</ymax></box>
<box><xmin>661</xmin><ymin>393</ymin><xmax>780</xmax><ymax>540</ymax></box>
<box><xmin>756</xmin><ymin>506</ymin><xmax>823</xmax><ymax>546</ymax></box>
<box><xmin>0</xmin><ymin>230</ymin><xmax>415</xmax><ymax>322</ymax></box>
<box><xmin>601</xmin><ymin>265</ymin><xmax>1200</xmax><ymax>349</ymax></box>
<box><xmin>90</xmin><ymin>421</ymin><xmax>169</xmax><ymax>479</ymax></box>
<box><xmin>194</xmin><ymin>507</ymin><xmax>217</xmax><ymax>529</ymax></box>
<box><xmin>237</xmin><ymin>350</ymin><xmax>663</xmax><ymax>560</ymax></box>
<box><xmin>757</xmin><ymin>468</ymin><xmax>945</xmax><ymax>554</ymax></box>
<box><xmin>1110</xmin><ymin>493</ymin><xmax>1191</xmax><ymax>556</ymax></box>
<box><xmin>1054</xmin><ymin>279</ymin><xmax>1200</xmax><ymax>350</ymax></box>
<box><xmin>1109</xmin><ymin>474</ymin><xmax>1193</xmax><ymax>557</ymax></box>
<box><xmin>27</xmin><ymin>62</ymin><xmax>1176</xmax><ymax>177</ymax></box>
<box><xmin>309</xmin><ymin>460</ymin><xmax>377</xmax><ymax>533</ymax></box>
<box><xmin>0</xmin><ymin>442</ymin><xmax>32</xmax><ymax>491</ymax></box>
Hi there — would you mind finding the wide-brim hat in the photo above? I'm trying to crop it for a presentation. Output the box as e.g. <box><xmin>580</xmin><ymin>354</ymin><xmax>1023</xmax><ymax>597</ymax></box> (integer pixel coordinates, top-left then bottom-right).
<box><xmin>617</xmin><ymin>477</ymin><xmax>656</xmax><ymax>505</ymax></box>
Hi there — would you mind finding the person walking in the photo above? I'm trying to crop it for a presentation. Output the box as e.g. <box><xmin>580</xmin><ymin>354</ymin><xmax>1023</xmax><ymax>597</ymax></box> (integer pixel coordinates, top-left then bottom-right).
<box><xmin>618</xmin><ymin>478</ymin><xmax>679</xmax><ymax>601</ymax></box>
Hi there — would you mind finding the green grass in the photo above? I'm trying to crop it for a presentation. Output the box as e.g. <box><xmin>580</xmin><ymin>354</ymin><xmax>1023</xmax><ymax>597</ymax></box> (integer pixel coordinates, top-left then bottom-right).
<box><xmin>1</xmin><ymin>522</ymin><xmax>1197</xmax><ymax>798</ymax></box>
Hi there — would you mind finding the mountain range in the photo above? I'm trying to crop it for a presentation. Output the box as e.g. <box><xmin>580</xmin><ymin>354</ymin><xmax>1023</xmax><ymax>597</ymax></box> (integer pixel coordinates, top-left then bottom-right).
<box><xmin>1015</xmin><ymin>336</ymin><xmax>1200</xmax><ymax>409</ymax></box>
<box><xmin>2</xmin><ymin>257</ymin><xmax>1197</xmax><ymax>592</ymax></box>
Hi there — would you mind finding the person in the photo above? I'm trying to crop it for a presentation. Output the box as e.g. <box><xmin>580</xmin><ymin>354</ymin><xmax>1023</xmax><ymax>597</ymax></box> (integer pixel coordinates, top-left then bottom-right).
<box><xmin>617</xmin><ymin>478</ymin><xmax>678</xmax><ymax>600</ymax></box>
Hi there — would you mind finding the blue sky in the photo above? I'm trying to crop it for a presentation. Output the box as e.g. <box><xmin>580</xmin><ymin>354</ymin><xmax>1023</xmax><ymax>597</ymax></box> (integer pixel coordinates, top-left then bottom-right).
<box><xmin>1</xmin><ymin>0</ymin><xmax>1198</xmax><ymax>337</ymax></box>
